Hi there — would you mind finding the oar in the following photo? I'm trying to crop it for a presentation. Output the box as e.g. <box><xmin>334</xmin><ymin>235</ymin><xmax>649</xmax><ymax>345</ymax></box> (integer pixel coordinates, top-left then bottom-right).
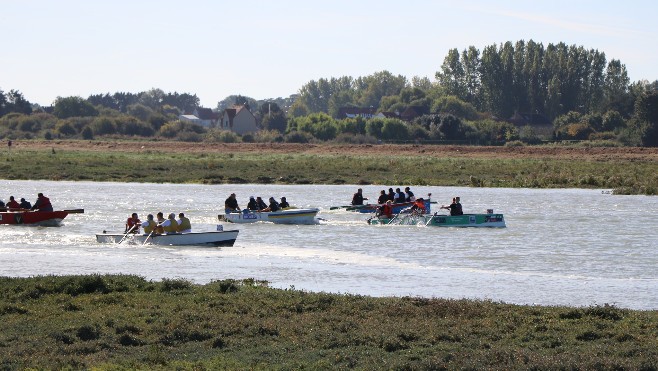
<box><xmin>142</xmin><ymin>230</ymin><xmax>155</xmax><ymax>245</ymax></box>
<box><xmin>63</xmin><ymin>209</ymin><xmax>85</xmax><ymax>214</ymax></box>
<box><xmin>118</xmin><ymin>225</ymin><xmax>136</xmax><ymax>244</ymax></box>
<box><xmin>329</xmin><ymin>205</ymin><xmax>351</xmax><ymax>210</ymax></box>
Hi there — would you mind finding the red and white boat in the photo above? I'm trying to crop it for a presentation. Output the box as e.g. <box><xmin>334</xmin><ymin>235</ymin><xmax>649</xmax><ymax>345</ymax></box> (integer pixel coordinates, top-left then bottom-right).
<box><xmin>0</xmin><ymin>209</ymin><xmax>84</xmax><ymax>227</ymax></box>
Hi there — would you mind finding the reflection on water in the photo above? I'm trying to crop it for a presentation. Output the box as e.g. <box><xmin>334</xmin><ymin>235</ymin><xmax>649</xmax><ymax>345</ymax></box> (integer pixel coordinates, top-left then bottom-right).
<box><xmin>0</xmin><ymin>180</ymin><xmax>656</xmax><ymax>309</ymax></box>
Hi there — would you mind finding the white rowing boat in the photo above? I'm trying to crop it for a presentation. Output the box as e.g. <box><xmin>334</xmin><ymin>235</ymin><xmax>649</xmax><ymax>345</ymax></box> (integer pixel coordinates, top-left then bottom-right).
<box><xmin>95</xmin><ymin>230</ymin><xmax>239</xmax><ymax>246</ymax></box>
<box><xmin>218</xmin><ymin>208</ymin><xmax>320</xmax><ymax>224</ymax></box>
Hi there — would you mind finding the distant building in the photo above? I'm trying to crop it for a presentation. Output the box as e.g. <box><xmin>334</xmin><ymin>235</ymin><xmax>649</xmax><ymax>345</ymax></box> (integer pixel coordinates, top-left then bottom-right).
<box><xmin>338</xmin><ymin>107</ymin><xmax>377</xmax><ymax>119</ymax></box>
<box><xmin>178</xmin><ymin>107</ymin><xmax>219</xmax><ymax>127</ymax></box>
<box><xmin>220</xmin><ymin>105</ymin><xmax>259</xmax><ymax>134</ymax></box>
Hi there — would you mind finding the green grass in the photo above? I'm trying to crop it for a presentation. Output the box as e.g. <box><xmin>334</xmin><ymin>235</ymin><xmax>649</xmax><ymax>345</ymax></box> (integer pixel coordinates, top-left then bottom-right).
<box><xmin>1</xmin><ymin>275</ymin><xmax>656</xmax><ymax>370</ymax></box>
<box><xmin>2</xmin><ymin>148</ymin><xmax>657</xmax><ymax>194</ymax></box>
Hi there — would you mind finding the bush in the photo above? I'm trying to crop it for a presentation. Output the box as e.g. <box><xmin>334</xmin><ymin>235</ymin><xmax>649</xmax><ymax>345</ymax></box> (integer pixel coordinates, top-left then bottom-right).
<box><xmin>284</xmin><ymin>131</ymin><xmax>313</xmax><ymax>143</ymax></box>
<box><xmin>204</xmin><ymin>129</ymin><xmax>240</xmax><ymax>143</ymax></box>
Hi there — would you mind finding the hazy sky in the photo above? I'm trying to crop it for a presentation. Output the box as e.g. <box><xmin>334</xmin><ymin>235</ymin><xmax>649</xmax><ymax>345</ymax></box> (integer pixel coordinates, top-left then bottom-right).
<box><xmin>2</xmin><ymin>0</ymin><xmax>656</xmax><ymax>108</ymax></box>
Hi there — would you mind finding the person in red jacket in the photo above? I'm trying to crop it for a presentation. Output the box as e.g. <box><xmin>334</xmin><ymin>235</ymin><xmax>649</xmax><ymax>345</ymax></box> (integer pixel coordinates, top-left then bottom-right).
<box><xmin>6</xmin><ymin>196</ymin><xmax>21</xmax><ymax>210</ymax></box>
<box><xmin>31</xmin><ymin>193</ymin><xmax>53</xmax><ymax>212</ymax></box>
<box><xmin>125</xmin><ymin>213</ymin><xmax>141</xmax><ymax>234</ymax></box>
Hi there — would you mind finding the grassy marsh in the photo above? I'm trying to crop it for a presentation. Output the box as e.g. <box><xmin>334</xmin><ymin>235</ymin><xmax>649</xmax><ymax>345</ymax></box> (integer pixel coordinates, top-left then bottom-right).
<box><xmin>2</xmin><ymin>145</ymin><xmax>657</xmax><ymax>194</ymax></box>
<box><xmin>1</xmin><ymin>275</ymin><xmax>656</xmax><ymax>370</ymax></box>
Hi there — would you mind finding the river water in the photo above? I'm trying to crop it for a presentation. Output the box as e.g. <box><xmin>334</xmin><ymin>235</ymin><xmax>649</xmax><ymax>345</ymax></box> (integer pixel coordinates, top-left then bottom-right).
<box><xmin>0</xmin><ymin>180</ymin><xmax>656</xmax><ymax>310</ymax></box>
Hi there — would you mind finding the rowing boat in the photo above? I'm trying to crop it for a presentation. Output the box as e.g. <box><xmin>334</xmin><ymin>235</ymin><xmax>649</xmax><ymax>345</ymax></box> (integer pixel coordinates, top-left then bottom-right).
<box><xmin>218</xmin><ymin>208</ymin><xmax>320</xmax><ymax>224</ymax></box>
<box><xmin>96</xmin><ymin>230</ymin><xmax>239</xmax><ymax>246</ymax></box>
<box><xmin>369</xmin><ymin>212</ymin><xmax>506</xmax><ymax>228</ymax></box>
<box><xmin>0</xmin><ymin>209</ymin><xmax>84</xmax><ymax>227</ymax></box>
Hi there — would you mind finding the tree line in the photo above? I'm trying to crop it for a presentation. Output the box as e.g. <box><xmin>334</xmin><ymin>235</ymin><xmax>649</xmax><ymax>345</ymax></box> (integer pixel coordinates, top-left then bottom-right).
<box><xmin>1</xmin><ymin>40</ymin><xmax>657</xmax><ymax>146</ymax></box>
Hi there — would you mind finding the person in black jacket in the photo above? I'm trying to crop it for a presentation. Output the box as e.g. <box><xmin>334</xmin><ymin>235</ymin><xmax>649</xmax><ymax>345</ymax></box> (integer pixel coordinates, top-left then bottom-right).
<box><xmin>351</xmin><ymin>188</ymin><xmax>368</xmax><ymax>205</ymax></box>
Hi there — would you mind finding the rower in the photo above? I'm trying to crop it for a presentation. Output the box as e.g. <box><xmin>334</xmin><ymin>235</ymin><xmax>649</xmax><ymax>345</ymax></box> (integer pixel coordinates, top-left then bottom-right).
<box><xmin>177</xmin><ymin>213</ymin><xmax>192</xmax><ymax>233</ymax></box>
<box><xmin>351</xmin><ymin>188</ymin><xmax>368</xmax><ymax>206</ymax></box>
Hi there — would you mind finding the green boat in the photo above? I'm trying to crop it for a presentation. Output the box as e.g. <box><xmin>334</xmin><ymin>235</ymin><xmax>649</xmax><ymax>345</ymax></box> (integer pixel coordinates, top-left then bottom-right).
<box><xmin>368</xmin><ymin>212</ymin><xmax>506</xmax><ymax>228</ymax></box>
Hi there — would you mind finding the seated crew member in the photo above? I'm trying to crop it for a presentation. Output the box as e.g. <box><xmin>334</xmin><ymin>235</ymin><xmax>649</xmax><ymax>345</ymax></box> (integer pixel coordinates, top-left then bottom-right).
<box><xmin>279</xmin><ymin>197</ymin><xmax>290</xmax><ymax>209</ymax></box>
<box><xmin>255</xmin><ymin>196</ymin><xmax>268</xmax><ymax>210</ymax></box>
<box><xmin>224</xmin><ymin>193</ymin><xmax>240</xmax><ymax>213</ymax></box>
<box><xmin>6</xmin><ymin>196</ymin><xmax>21</xmax><ymax>210</ymax></box>
<box><xmin>455</xmin><ymin>196</ymin><xmax>463</xmax><ymax>215</ymax></box>
<box><xmin>177</xmin><ymin>212</ymin><xmax>192</xmax><ymax>233</ymax></box>
<box><xmin>31</xmin><ymin>193</ymin><xmax>53</xmax><ymax>212</ymax></box>
<box><xmin>155</xmin><ymin>212</ymin><xmax>166</xmax><ymax>234</ymax></box>
<box><xmin>404</xmin><ymin>187</ymin><xmax>416</xmax><ymax>202</ymax></box>
<box><xmin>351</xmin><ymin>188</ymin><xmax>368</xmax><ymax>206</ymax></box>
<box><xmin>141</xmin><ymin>214</ymin><xmax>157</xmax><ymax>235</ymax></box>
<box><xmin>377</xmin><ymin>200</ymin><xmax>394</xmax><ymax>219</ymax></box>
<box><xmin>387</xmin><ymin>188</ymin><xmax>395</xmax><ymax>201</ymax></box>
<box><xmin>441</xmin><ymin>197</ymin><xmax>463</xmax><ymax>216</ymax></box>
<box><xmin>377</xmin><ymin>190</ymin><xmax>388</xmax><ymax>204</ymax></box>
<box><xmin>410</xmin><ymin>198</ymin><xmax>426</xmax><ymax>214</ymax></box>
<box><xmin>125</xmin><ymin>213</ymin><xmax>141</xmax><ymax>234</ymax></box>
<box><xmin>19</xmin><ymin>198</ymin><xmax>32</xmax><ymax>209</ymax></box>
<box><xmin>161</xmin><ymin>213</ymin><xmax>179</xmax><ymax>234</ymax></box>
<box><xmin>247</xmin><ymin>196</ymin><xmax>259</xmax><ymax>211</ymax></box>
<box><xmin>393</xmin><ymin>188</ymin><xmax>405</xmax><ymax>203</ymax></box>
<box><xmin>261</xmin><ymin>197</ymin><xmax>280</xmax><ymax>212</ymax></box>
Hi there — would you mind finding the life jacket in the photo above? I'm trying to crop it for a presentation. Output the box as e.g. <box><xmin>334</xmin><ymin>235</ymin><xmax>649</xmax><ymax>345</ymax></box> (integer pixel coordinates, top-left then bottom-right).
<box><xmin>163</xmin><ymin>218</ymin><xmax>178</xmax><ymax>234</ymax></box>
<box><xmin>414</xmin><ymin>200</ymin><xmax>426</xmax><ymax>213</ymax></box>
<box><xmin>155</xmin><ymin>218</ymin><xmax>166</xmax><ymax>234</ymax></box>
<box><xmin>142</xmin><ymin>220</ymin><xmax>156</xmax><ymax>234</ymax></box>
<box><xmin>177</xmin><ymin>217</ymin><xmax>191</xmax><ymax>232</ymax></box>
<box><xmin>381</xmin><ymin>204</ymin><xmax>393</xmax><ymax>218</ymax></box>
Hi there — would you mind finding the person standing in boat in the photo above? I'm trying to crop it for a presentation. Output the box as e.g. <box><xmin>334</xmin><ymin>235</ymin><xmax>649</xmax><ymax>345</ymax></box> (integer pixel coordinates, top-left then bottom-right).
<box><xmin>224</xmin><ymin>193</ymin><xmax>240</xmax><ymax>213</ymax></box>
<box><xmin>125</xmin><ymin>213</ymin><xmax>141</xmax><ymax>234</ymax></box>
<box><xmin>31</xmin><ymin>193</ymin><xmax>53</xmax><ymax>212</ymax></box>
<box><xmin>19</xmin><ymin>198</ymin><xmax>32</xmax><ymax>209</ymax></box>
<box><xmin>6</xmin><ymin>196</ymin><xmax>21</xmax><ymax>210</ymax></box>
<box><xmin>351</xmin><ymin>188</ymin><xmax>368</xmax><ymax>206</ymax></box>
<box><xmin>141</xmin><ymin>214</ymin><xmax>156</xmax><ymax>235</ymax></box>
<box><xmin>279</xmin><ymin>197</ymin><xmax>290</xmax><ymax>209</ymax></box>
<box><xmin>177</xmin><ymin>213</ymin><xmax>192</xmax><ymax>233</ymax></box>
<box><xmin>377</xmin><ymin>190</ymin><xmax>388</xmax><ymax>204</ymax></box>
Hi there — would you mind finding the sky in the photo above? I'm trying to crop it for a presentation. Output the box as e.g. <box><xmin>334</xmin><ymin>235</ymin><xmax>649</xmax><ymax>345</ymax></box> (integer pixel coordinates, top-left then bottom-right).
<box><xmin>2</xmin><ymin>0</ymin><xmax>657</xmax><ymax>108</ymax></box>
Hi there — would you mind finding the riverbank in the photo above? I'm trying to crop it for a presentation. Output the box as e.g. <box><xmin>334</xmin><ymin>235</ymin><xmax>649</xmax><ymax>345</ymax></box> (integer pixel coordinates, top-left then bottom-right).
<box><xmin>1</xmin><ymin>275</ymin><xmax>656</xmax><ymax>369</ymax></box>
<box><xmin>2</xmin><ymin>140</ymin><xmax>657</xmax><ymax>194</ymax></box>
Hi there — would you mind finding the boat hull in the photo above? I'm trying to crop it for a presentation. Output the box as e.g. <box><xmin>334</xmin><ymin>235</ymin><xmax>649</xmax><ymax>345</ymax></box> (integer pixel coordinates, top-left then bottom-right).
<box><xmin>369</xmin><ymin>213</ymin><xmax>506</xmax><ymax>228</ymax></box>
<box><xmin>0</xmin><ymin>210</ymin><xmax>81</xmax><ymax>227</ymax></box>
<box><xmin>96</xmin><ymin>230</ymin><xmax>239</xmax><ymax>246</ymax></box>
<box><xmin>219</xmin><ymin>208</ymin><xmax>320</xmax><ymax>224</ymax></box>
<box><xmin>349</xmin><ymin>200</ymin><xmax>431</xmax><ymax>214</ymax></box>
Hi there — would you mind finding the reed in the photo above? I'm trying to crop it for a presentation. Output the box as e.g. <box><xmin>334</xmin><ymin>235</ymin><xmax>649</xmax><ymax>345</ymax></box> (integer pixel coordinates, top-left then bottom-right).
<box><xmin>1</xmin><ymin>275</ymin><xmax>656</xmax><ymax>369</ymax></box>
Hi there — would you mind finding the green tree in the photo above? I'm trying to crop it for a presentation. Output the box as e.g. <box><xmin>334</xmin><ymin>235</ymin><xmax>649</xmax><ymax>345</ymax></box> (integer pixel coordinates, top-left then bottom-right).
<box><xmin>633</xmin><ymin>89</ymin><xmax>658</xmax><ymax>146</ymax></box>
<box><xmin>53</xmin><ymin>96</ymin><xmax>98</xmax><ymax>119</ymax></box>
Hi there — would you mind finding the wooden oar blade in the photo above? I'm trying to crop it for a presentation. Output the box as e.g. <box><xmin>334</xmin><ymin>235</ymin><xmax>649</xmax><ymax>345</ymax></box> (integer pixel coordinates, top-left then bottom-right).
<box><xmin>63</xmin><ymin>209</ymin><xmax>85</xmax><ymax>214</ymax></box>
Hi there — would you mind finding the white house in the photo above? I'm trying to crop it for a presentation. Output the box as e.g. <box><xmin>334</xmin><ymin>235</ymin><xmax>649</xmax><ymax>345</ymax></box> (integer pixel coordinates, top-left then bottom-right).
<box><xmin>220</xmin><ymin>105</ymin><xmax>259</xmax><ymax>134</ymax></box>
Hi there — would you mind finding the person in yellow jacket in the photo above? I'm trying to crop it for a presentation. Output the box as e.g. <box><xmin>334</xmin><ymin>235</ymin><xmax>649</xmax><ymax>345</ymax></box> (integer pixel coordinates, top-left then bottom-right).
<box><xmin>177</xmin><ymin>212</ymin><xmax>192</xmax><ymax>233</ymax></box>
<box><xmin>161</xmin><ymin>213</ymin><xmax>179</xmax><ymax>234</ymax></box>
<box><xmin>141</xmin><ymin>214</ymin><xmax>157</xmax><ymax>234</ymax></box>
